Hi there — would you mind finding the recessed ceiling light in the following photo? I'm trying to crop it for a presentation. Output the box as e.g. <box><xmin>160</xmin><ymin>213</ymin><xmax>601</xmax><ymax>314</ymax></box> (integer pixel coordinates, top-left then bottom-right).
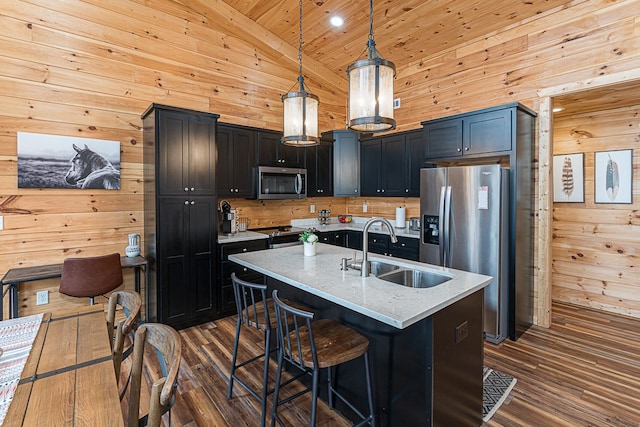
<box><xmin>330</xmin><ymin>15</ymin><xmax>344</xmax><ymax>27</ymax></box>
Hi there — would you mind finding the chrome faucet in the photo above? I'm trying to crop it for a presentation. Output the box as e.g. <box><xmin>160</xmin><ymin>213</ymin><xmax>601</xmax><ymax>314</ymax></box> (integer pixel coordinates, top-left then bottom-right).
<box><xmin>357</xmin><ymin>217</ymin><xmax>398</xmax><ymax>277</ymax></box>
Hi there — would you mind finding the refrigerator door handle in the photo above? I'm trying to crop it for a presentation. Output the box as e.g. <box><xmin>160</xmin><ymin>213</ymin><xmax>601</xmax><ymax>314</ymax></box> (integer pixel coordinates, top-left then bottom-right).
<box><xmin>438</xmin><ymin>186</ymin><xmax>446</xmax><ymax>265</ymax></box>
<box><xmin>443</xmin><ymin>186</ymin><xmax>452</xmax><ymax>267</ymax></box>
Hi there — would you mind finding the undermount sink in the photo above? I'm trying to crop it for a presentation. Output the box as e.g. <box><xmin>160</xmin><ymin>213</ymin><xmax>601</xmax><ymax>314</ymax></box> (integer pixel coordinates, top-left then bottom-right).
<box><xmin>369</xmin><ymin>261</ymin><xmax>452</xmax><ymax>288</ymax></box>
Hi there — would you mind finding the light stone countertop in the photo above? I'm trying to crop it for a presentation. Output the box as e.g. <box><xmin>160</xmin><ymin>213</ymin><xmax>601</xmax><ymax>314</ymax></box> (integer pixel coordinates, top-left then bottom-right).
<box><xmin>217</xmin><ymin>230</ymin><xmax>269</xmax><ymax>244</ymax></box>
<box><xmin>229</xmin><ymin>243</ymin><xmax>491</xmax><ymax>329</ymax></box>
<box><xmin>292</xmin><ymin>216</ymin><xmax>421</xmax><ymax>239</ymax></box>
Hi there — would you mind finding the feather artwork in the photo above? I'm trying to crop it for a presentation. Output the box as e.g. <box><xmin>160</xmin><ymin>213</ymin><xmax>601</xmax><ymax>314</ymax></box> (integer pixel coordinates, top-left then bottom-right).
<box><xmin>561</xmin><ymin>156</ymin><xmax>574</xmax><ymax>197</ymax></box>
<box><xmin>605</xmin><ymin>154</ymin><xmax>620</xmax><ymax>200</ymax></box>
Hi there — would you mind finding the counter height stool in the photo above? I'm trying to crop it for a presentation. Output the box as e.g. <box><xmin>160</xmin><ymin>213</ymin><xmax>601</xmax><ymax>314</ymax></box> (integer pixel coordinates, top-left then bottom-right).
<box><xmin>270</xmin><ymin>290</ymin><xmax>375</xmax><ymax>427</ymax></box>
<box><xmin>228</xmin><ymin>273</ymin><xmax>311</xmax><ymax>427</ymax></box>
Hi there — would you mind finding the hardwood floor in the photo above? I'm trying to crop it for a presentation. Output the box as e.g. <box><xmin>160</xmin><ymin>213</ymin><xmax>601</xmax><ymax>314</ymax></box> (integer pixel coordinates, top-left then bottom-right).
<box><xmin>163</xmin><ymin>302</ymin><xmax>640</xmax><ymax>426</ymax></box>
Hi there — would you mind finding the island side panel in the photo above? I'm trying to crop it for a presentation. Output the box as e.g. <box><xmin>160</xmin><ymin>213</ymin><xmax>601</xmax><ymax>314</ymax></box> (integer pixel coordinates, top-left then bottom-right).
<box><xmin>432</xmin><ymin>288</ymin><xmax>484</xmax><ymax>426</ymax></box>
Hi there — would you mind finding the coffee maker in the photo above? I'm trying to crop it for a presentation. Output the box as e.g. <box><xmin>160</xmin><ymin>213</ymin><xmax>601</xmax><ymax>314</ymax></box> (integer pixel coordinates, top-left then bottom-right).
<box><xmin>220</xmin><ymin>200</ymin><xmax>237</xmax><ymax>234</ymax></box>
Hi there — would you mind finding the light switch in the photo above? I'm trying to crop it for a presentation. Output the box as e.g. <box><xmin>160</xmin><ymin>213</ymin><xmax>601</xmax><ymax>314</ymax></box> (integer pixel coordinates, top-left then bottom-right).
<box><xmin>310</xmin><ymin>204</ymin><xmax>315</xmax><ymax>213</ymax></box>
<box><xmin>0</xmin><ymin>216</ymin><xmax>3</xmax><ymax>230</ymax></box>
<box><xmin>362</xmin><ymin>203</ymin><xmax>368</xmax><ymax>213</ymax></box>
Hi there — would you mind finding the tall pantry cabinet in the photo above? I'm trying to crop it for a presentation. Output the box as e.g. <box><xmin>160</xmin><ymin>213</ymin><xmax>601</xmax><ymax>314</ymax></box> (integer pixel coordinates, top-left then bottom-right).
<box><xmin>142</xmin><ymin>104</ymin><xmax>219</xmax><ymax>329</ymax></box>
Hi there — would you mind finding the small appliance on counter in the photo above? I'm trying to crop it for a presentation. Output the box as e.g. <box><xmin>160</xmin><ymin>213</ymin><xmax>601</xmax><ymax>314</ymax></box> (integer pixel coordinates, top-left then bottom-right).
<box><xmin>409</xmin><ymin>217</ymin><xmax>420</xmax><ymax>231</ymax></box>
<box><xmin>220</xmin><ymin>200</ymin><xmax>237</xmax><ymax>234</ymax></box>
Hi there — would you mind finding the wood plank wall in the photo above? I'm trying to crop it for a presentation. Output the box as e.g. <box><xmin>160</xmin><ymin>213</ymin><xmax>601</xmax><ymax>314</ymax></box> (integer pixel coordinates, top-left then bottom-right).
<box><xmin>1</xmin><ymin>0</ymin><xmax>639</xmax><ymax>318</ymax></box>
<box><xmin>226</xmin><ymin>197</ymin><xmax>420</xmax><ymax>229</ymax></box>
<box><xmin>552</xmin><ymin>105</ymin><xmax>640</xmax><ymax>317</ymax></box>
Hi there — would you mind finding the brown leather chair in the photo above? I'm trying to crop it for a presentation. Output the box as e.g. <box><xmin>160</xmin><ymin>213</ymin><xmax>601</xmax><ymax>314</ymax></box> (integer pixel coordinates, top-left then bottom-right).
<box><xmin>59</xmin><ymin>253</ymin><xmax>123</xmax><ymax>305</ymax></box>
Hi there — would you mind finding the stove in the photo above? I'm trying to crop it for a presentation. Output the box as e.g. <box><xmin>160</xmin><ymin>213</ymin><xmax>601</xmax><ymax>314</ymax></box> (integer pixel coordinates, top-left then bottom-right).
<box><xmin>251</xmin><ymin>226</ymin><xmax>312</xmax><ymax>248</ymax></box>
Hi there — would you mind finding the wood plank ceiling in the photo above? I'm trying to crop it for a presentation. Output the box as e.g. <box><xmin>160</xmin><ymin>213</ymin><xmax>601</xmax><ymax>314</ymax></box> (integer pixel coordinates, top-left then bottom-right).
<box><xmin>223</xmin><ymin>0</ymin><xmax>574</xmax><ymax>78</ymax></box>
<box><xmin>223</xmin><ymin>0</ymin><xmax>640</xmax><ymax>121</ymax></box>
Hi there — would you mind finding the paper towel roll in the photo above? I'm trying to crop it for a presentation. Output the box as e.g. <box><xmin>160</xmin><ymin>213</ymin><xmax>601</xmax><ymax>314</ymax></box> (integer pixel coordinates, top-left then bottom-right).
<box><xmin>395</xmin><ymin>207</ymin><xmax>406</xmax><ymax>228</ymax></box>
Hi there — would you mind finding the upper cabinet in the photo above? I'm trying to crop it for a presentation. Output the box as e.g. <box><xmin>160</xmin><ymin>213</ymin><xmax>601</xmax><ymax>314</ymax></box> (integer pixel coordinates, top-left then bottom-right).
<box><xmin>423</xmin><ymin>107</ymin><xmax>513</xmax><ymax>161</ymax></box>
<box><xmin>305</xmin><ymin>136</ymin><xmax>333</xmax><ymax>196</ymax></box>
<box><xmin>329</xmin><ymin>130</ymin><xmax>360</xmax><ymax>197</ymax></box>
<box><xmin>360</xmin><ymin>129</ymin><xmax>425</xmax><ymax>197</ymax></box>
<box><xmin>257</xmin><ymin>130</ymin><xmax>304</xmax><ymax>168</ymax></box>
<box><xmin>216</xmin><ymin>123</ymin><xmax>256</xmax><ymax>198</ymax></box>
<box><xmin>156</xmin><ymin>109</ymin><xmax>217</xmax><ymax>196</ymax></box>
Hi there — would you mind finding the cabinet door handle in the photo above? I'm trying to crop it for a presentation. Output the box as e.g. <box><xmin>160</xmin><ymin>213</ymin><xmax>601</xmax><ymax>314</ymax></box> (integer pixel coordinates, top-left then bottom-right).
<box><xmin>376</xmin><ymin>189</ymin><xmax>380</xmax><ymax>193</ymax></box>
<box><xmin>184</xmin><ymin>187</ymin><xmax>189</xmax><ymax>192</ymax></box>
<box><xmin>243</xmin><ymin>267</ymin><xmax>248</xmax><ymax>272</ymax></box>
<box><xmin>242</xmin><ymin>248</ymin><xmax>247</xmax><ymax>252</ymax></box>
<box><xmin>405</xmin><ymin>189</ymin><xmax>409</xmax><ymax>192</ymax></box>
<box><xmin>464</xmin><ymin>147</ymin><xmax>469</xmax><ymax>151</ymax></box>
<box><xmin>184</xmin><ymin>200</ymin><xmax>189</xmax><ymax>205</ymax></box>
<box><xmin>190</xmin><ymin>187</ymin><xmax>195</xmax><ymax>191</ymax></box>
<box><xmin>190</xmin><ymin>201</ymin><xmax>195</xmax><ymax>205</ymax></box>
<box><xmin>457</xmin><ymin>148</ymin><xmax>462</xmax><ymax>152</ymax></box>
<box><xmin>381</xmin><ymin>189</ymin><xmax>385</xmax><ymax>193</ymax></box>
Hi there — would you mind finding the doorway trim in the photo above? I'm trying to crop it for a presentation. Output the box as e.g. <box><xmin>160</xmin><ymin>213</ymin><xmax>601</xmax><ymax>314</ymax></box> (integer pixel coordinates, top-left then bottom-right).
<box><xmin>535</xmin><ymin>69</ymin><xmax>640</xmax><ymax>328</ymax></box>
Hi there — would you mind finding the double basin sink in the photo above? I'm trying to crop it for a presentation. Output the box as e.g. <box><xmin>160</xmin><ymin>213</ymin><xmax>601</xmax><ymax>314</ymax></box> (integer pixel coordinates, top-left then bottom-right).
<box><xmin>369</xmin><ymin>260</ymin><xmax>453</xmax><ymax>288</ymax></box>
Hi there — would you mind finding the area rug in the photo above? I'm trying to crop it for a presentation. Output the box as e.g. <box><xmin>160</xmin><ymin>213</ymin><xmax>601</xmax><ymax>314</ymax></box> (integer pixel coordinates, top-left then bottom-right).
<box><xmin>483</xmin><ymin>367</ymin><xmax>517</xmax><ymax>422</ymax></box>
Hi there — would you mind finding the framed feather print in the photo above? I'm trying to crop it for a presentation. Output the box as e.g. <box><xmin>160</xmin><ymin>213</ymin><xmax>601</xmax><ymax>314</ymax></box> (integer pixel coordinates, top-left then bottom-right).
<box><xmin>595</xmin><ymin>149</ymin><xmax>632</xmax><ymax>204</ymax></box>
<box><xmin>553</xmin><ymin>153</ymin><xmax>584</xmax><ymax>202</ymax></box>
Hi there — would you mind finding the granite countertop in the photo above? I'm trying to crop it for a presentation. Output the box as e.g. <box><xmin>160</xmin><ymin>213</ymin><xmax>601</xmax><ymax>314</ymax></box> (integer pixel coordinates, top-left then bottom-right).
<box><xmin>229</xmin><ymin>244</ymin><xmax>491</xmax><ymax>329</ymax></box>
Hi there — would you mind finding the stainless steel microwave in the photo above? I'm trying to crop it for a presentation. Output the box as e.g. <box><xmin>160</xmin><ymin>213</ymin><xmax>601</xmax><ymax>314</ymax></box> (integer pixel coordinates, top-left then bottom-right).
<box><xmin>256</xmin><ymin>166</ymin><xmax>307</xmax><ymax>200</ymax></box>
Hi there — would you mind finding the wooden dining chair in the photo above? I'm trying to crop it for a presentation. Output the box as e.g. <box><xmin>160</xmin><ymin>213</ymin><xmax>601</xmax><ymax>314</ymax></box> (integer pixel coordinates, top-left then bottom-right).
<box><xmin>106</xmin><ymin>290</ymin><xmax>142</xmax><ymax>396</ymax></box>
<box><xmin>127</xmin><ymin>323</ymin><xmax>182</xmax><ymax>427</ymax></box>
<box><xmin>59</xmin><ymin>253</ymin><xmax>123</xmax><ymax>305</ymax></box>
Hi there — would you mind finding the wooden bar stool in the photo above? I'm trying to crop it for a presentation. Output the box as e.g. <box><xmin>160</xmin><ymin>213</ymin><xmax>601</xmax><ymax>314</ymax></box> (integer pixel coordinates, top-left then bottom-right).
<box><xmin>270</xmin><ymin>290</ymin><xmax>375</xmax><ymax>427</ymax></box>
<box><xmin>227</xmin><ymin>273</ymin><xmax>310</xmax><ymax>427</ymax></box>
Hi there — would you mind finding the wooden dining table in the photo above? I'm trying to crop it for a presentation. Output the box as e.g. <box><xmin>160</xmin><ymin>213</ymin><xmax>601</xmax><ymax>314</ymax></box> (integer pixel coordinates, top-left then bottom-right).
<box><xmin>2</xmin><ymin>308</ymin><xmax>124</xmax><ymax>426</ymax></box>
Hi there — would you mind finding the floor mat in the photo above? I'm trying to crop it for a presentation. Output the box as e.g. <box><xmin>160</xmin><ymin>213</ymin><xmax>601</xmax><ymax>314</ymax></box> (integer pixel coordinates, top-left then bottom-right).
<box><xmin>483</xmin><ymin>367</ymin><xmax>517</xmax><ymax>422</ymax></box>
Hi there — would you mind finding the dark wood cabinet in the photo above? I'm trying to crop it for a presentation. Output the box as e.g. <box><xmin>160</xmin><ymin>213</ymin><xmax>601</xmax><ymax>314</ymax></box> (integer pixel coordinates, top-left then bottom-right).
<box><xmin>329</xmin><ymin>130</ymin><xmax>360</xmax><ymax>197</ymax></box>
<box><xmin>389</xmin><ymin>236</ymin><xmax>420</xmax><ymax>261</ymax></box>
<box><xmin>216</xmin><ymin>123</ymin><xmax>256</xmax><ymax>198</ymax></box>
<box><xmin>360</xmin><ymin>134</ymin><xmax>405</xmax><ymax>196</ymax></box>
<box><xmin>157</xmin><ymin>109</ymin><xmax>217</xmax><ymax>196</ymax></box>
<box><xmin>257</xmin><ymin>129</ymin><xmax>304</xmax><ymax>168</ymax></box>
<box><xmin>158</xmin><ymin>197</ymin><xmax>217</xmax><ymax>324</ymax></box>
<box><xmin>423</xmin><ymin>108</ymin><xmax>512</xmax><ymax>161</ymax></box>
<box><xmin>317</xmin><ymin>231</ymin><xmax>346</xmax><ymax>246</ymax></box>
<box><xmin>142</xmin><ymin>104</ymin><xmax>219</xmax><ymax>329</ymax></box>
<box><xmin>217</xmin><ymin>240</ymin><xmax>267</xmax><ymax>315</ymax></box>
<box><xmin>361</xmin><ymin>129</ymin><xmax>424</xmax><ymax>197</ymax></box>
<box><xmin>306</xmin><ymin>138</ymin><xmax>333</xmax><ymax>196</ymax></box>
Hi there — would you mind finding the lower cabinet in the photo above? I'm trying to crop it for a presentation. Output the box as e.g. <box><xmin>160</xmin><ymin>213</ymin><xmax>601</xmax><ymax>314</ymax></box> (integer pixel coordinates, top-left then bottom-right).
<box><xmin>156</xmin><ymin>197</ymin><xmax>217</xmax><ymax>328</ymax></box>
<box><xmin>320</xmin><ymin>230</ymin><xmax>418</xmax><ymax>261</ymax></box>
<box><xmin>217</xmin><ymin>240</ymin><xmax>268</xmax><ymax>316</ymax></box>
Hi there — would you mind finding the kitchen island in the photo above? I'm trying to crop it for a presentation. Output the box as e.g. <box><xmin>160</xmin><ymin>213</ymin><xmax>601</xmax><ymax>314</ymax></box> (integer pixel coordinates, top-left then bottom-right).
<box><xmin>230</xmin><ymin>243</ymin><xmax>491</xmax><ymax>426</ymax></box>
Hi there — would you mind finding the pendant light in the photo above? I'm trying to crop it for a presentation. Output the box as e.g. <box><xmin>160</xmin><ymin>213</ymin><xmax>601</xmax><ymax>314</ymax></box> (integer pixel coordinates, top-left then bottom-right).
<box><xmin>281</xmin><ymin>0</ymin><xmax>319</xmax><ymax>146</ymax></box>
<box><xmin>346</xmin><ymin>0</ymin><xmax>396</xmax><ymax>133</ymax></box>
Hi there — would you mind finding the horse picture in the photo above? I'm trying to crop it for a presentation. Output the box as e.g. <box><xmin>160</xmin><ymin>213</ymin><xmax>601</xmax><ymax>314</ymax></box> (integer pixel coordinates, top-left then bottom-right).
<box><xmin>17</xmin><ymin>132</ymin><xmax>121</xmax><ymax>189</ymax></box>
<box><xmin>65</xmin><ymin>144</ymin><xmax>120</xmax><ymax>189</ymax></box>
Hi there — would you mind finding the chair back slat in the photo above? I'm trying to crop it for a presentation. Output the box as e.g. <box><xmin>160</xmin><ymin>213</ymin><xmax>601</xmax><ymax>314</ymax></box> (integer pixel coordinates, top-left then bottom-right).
<box><xmin>231</xmin><ymin>273</ymin><xmax>270</xmax><ymax>330</ymax></box>
<box><xmin>272</xmin><ymin>290</ymin><xmax>317</xmax><ymax>371</ymax></box>
<box><xmin>126</xmin><ymin>323</ymin><xmax>182</xmax><ymax>427</ymax></box>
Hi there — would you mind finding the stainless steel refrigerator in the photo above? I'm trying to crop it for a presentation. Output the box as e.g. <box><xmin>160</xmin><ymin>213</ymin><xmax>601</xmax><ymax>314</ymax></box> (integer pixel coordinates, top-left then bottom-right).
<box><xmin>420</xmin><ymin>165</ymin><xmax>509</xmax><ymax>343</ymax></box>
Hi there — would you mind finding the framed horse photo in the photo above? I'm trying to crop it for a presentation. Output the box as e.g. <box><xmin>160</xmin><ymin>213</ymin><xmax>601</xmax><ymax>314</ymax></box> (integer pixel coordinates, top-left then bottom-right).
<box><xmin>17</xmin><ymin>132</ymin><xmax>121</xmax><ymax>190</ymax></box>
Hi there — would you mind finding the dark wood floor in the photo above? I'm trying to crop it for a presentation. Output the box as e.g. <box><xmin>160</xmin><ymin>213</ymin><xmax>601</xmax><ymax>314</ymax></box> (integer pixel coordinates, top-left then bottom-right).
<box><xmin>163</xmin><ymin>302</ymin><xmax>640</xmax><ymax>426</ymax></box>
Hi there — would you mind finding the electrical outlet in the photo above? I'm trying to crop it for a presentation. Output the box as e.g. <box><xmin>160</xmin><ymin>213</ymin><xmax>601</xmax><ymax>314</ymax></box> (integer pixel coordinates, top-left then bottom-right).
<box><xmin>362</xmin><ymin>203</ymin><xmax>368</xmax><ymax>213</ymax></box>
<box><xmin>393</xmin><ymin>98</ymin><xmax>401</xmax><ymax>109</ymax></box>
<box><xmin>310</xmin><ymin>204</ymin><xmax>315</xmax><ymax>213</ymax></box>
<box><xmin>0</xmin><ymin>216</ymin><xmax>3</xmax><ymax>230</ymax></box>
<box><xmin>455</xmin><ymin>321</ymin><xmax>468</xmax><ymax>344</ymax></box>
<box><xmin>36</xmin><ymin>290</ymin><xmax>49</xmax><ymax>305</ymax></box>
